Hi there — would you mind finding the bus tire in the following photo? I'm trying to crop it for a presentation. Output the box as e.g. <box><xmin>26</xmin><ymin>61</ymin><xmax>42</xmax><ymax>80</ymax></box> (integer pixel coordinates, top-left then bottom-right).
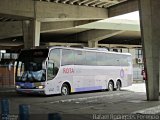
<box><xmin>61</xmin><ymin>84</ymin><xmax>70</xmax><ymax>96</ymax></box>
<box><xmin>108</xmin><ymin>81</ymin><xmax>114</xmax><ymax>91</ymax></box>
<box><xmin>116</xmin><ymin>80</ymin><xmax>121</xmax><ymax>91</ymax></box>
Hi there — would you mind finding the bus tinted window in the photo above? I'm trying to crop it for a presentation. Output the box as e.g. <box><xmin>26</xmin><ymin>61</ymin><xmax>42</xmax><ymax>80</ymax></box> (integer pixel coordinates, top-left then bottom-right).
<box><xmin>93</xmin><ymin>52</ymin><xmax>131</xmax><ymax>66</ymax></box>
<box><xmin>18</xmin><ymin>49</ymin><xmax>48</xmax><ymax>71</ymax></box>
<box><xmin>49</xmin><ymin>49</ymin><xmax>60</xmax><ymax>68</ymax></box>
<box><xmin>105</xmin><ymin>54</ymin><xmax>115</xmax><ymax>66</ymax></box>
<box><xmin>85</xmin><ymin>51</ymin><xmax>97</xmax><ymax>66</ymax></box>
<box><xmin>62</xmin><ymin>49</ymin><xmax>74</xmax><ymax>66</ymax></box>
<box><xmin>97</xmin><ymin>52</ymin><xmax>106</xmax><ymax>66</ymax></box>
<box><xmin>120</xmin><ymin>55</ymin><xmax>130</xmax><ymax>66</ymax></box>
<box><xmin>111</xmin><ymin>54</ymin><xmax>120</xmax><ymax>66</ymax></box>
<box><xmin>74</xmin><ymin>50</ymin><xmax>85</xmax><ymax>65</ymax></box>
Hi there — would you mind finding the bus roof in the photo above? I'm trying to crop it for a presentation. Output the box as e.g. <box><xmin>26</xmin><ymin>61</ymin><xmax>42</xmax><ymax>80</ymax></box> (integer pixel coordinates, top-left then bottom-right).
<box><xmin>48</xmin><ymin>46</ymin><xmax>131</xmax><ymax>56</ymax></box>
<box><xmin>21</xmin><ymin>46</ymin><xmax>131</xmax><ymax>56</ymax></box>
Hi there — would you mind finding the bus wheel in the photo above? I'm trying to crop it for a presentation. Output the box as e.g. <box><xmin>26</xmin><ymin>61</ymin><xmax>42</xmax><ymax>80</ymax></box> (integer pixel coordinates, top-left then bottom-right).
<box><xmin>61</xmin><ymin>84</ymin><xmax>69</xmax><ymax>96</ymax></box>
<box><xmin>108</xmin><ymin>81</ymin><xmax>114</xmax><ymax>91</ymax></box>
<box><xmin>116</xmin><ymin>81</ymin><xmax>121</xmax><ymax>91</ymax></box>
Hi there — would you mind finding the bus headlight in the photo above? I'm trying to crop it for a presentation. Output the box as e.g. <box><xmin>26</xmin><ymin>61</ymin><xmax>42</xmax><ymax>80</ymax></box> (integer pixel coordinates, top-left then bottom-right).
<box><xmin>16</xmin><ymin>85</ymin><xmax>21</xmax><ymax>89</ymax></box>
<box><xmin>37</xmin><ymin>85</ymin><xmax>44</xmax><ymax>89</ymax></box>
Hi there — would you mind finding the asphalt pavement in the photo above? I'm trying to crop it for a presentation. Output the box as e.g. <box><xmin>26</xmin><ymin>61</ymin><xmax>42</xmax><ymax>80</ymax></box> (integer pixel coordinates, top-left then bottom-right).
<box><xmin>1</xmin><ymin>83</ymin><xmax>160</xmax><ymax>120</ymax></box>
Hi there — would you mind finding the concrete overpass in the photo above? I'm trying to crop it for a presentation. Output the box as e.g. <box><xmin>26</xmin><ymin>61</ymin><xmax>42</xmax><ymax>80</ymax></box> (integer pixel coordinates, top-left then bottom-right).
<box><xmin>0</xmin><ymin>0</ymin><xmax>139</xmax><ymax>49</ymax></box>
<box><xmin>1</xmin><ymin>0</ymin><xmax>160</xmax><ymax>101</ymax></box>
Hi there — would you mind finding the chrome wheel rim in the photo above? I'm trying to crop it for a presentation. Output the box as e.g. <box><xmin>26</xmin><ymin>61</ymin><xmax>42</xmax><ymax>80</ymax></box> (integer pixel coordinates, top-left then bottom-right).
<box><xmin>117</xmin><ymin>82</ymin><xmax>121</xmax><ymax>90</ymax></box>
<box><xmin>109</xmin><ymin>83</ymin><xmax>113</xmax><ymax>91</ymax></box>
<box><xmin>62</xmin><ymin>86</ymin><xmax>68</xmax><ymax>95</ymax></box>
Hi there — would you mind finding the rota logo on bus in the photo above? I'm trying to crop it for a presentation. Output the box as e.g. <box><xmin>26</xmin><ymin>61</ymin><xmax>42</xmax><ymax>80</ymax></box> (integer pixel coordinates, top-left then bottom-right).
<box><xmin>63</xmin><ymin>68</ymin><xmax>74</xmax><ymax>74</ymax></box>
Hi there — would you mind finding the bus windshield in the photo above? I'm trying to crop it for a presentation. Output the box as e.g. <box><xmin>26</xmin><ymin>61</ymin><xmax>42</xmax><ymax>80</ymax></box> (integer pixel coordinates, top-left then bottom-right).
<box><xmin>15</xmin><ymin>49</ymin><xmax>49</xmax><ymax>82</ymax></box>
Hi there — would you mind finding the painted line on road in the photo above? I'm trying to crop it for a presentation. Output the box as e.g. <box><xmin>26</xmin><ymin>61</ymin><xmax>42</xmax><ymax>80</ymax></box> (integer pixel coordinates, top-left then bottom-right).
<box><xmin>50</xmin><ymin>92</ymin><xmax>128</xmax><ymax>104</ymax></box>
<box><xmin>132</xmin><ymin>105</ymin><xmax>160</xmax><ymax>114</ymax></box>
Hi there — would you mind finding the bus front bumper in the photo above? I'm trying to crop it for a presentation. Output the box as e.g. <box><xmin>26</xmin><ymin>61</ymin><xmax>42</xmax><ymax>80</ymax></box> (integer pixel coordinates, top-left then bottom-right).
<box><xmin>16</xmin><ymin>89</ymin><xmax>45</xmax><ymax>95</ymax></box>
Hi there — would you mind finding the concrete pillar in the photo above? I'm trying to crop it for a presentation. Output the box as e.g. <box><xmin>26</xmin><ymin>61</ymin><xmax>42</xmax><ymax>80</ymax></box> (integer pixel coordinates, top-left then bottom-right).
<box><xmin>22</xmin><ymin>20</ymin><xmax>41</xmax><ymax>49</ymax></box>
<box><xmin>88</xmin><ymin>41</ymin><xmax>98</xmax><ymax>48</ymax></box>
<box><xmin>139</xmin><ymin>0</ymin><xmax>160</xmax><ymax>101</ymax></box>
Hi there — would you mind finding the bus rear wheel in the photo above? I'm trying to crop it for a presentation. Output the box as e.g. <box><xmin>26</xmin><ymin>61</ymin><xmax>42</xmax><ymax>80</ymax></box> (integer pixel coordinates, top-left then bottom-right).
<box><xmin>61</xmin><ymin>84</ymin><xmax>70</xmax><ymax>96</ymax></box>
<box><xmin>108</xmin><ymin>81</ymin><xmax>114</xmax><ymax>91</ymax></box>
<box><xmin>116</xmin><ymin>81</ymin><xmax>121</xmax><ymax>91</ymax></box>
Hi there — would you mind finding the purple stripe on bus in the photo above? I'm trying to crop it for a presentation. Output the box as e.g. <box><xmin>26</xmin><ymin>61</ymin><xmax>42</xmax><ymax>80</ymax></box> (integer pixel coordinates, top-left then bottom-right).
<box><xmin>75</xmin><ymin>86</ymin><xmax>102</xmax><ymax>92</ymax></box>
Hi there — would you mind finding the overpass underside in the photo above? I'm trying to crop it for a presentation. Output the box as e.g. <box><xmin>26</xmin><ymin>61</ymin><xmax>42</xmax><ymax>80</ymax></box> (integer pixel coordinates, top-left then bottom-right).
<box><xmin>0</xmin><ymin>0</ymin><xmax>139</xmax><ymax>49</ymax></box>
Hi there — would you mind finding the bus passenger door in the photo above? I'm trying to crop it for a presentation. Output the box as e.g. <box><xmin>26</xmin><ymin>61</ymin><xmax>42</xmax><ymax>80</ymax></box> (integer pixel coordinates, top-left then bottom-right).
<box><xmin>46</xmin><ymin>49</ymin><xmax>60</xmax><ymax>94</ymax></box>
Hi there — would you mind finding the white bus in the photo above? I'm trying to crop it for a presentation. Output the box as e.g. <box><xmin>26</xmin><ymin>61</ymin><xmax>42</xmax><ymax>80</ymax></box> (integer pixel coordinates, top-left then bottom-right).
<box><xmin>15</xmin><ymin>46</ymin><xmax>133</xmax><ymax>95</ymax></box>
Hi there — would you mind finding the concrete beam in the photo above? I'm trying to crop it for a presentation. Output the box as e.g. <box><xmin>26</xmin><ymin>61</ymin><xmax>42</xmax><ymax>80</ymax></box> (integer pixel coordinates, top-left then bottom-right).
<box><xmin>0</xmin><ymin>0</ymin><xmax>34</xmax><ymax>18</ymax></box>
<box><xmin>0</xmin><ymin>41</ymin><xmax>23</xmax><ymax>47</ymax></box>
<box><xmin>0</xmin><ymin>20</ymin><xmax>95</xmax><ymax>39</ymax></box>
<box><xmin>0</xmin><ymin>46</ymin><xmax>18</xmax><ymax>50</ymax></box>
<box><xmin>35</xmin><ymin>1</ymin><xmax>108</xmax><ymax>21</ymax></box>
<box><xmin>76</xmin><ymin>19</ymin><xmax>140</xmax><ymax>32</ymax></box>
<box><xmin>0</xmin><ymin>21</ymin><xmax>22</xmax><ymax>39</ymax></box>
<box><xmin>0</xmin><ymin>0</ymin><xmax>108</xmax><ymax>21</ymax></box>
<box><xmin>41</xmin><ymin>20</ymin><xmax>96</xmax><ymax>33</ymax></box>
<box><xmin>108</xmin><ymin>0</ymin><xmax>138</xmax><ymax>17</ymax></box>
<box><xmin>72</xmin><ymin>30</ymin><xmax>125</xmax><ymax>42</ymax></box>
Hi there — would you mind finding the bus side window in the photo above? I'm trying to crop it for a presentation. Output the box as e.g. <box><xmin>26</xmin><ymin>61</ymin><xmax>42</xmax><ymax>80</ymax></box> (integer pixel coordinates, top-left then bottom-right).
<box><xmin>85</xmin><ymin>51</ymin><xmax>97</xmax><ymax>66</ymax></box>
<box><xmin>62</xmin><ymin>49</ymin><xmax>74</xmax><ymax>66</ymax></box>
<box><xmin>74</xmin><ymin>50</ymin><xmax>85</xmax><ymax>65</ymax></box>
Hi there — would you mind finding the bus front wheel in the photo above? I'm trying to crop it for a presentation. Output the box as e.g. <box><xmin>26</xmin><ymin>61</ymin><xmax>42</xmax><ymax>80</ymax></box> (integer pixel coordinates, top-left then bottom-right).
<box><xmin>108</xmin><ymin>81</ymin><xmax>114</xmax><ymax>91</ymax></box>
<box><xmin>61</xmin><ymin>84</ymin><xmax>69</xmax><ymax>96</ymax></box>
